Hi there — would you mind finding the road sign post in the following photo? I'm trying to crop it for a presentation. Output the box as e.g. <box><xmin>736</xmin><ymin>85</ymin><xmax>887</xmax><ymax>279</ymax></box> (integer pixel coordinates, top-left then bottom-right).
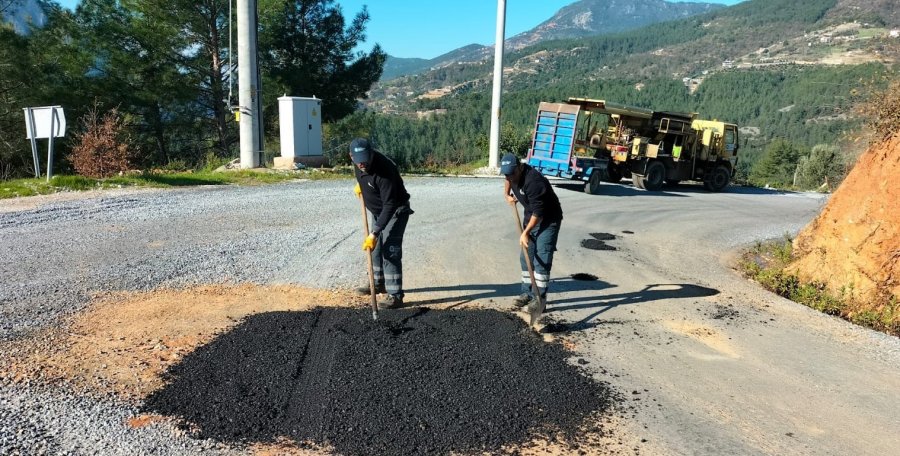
<box><xmin>24</xmin><ymin>106</ymin><xmax>66</xmax><ymax>181</ymax></box>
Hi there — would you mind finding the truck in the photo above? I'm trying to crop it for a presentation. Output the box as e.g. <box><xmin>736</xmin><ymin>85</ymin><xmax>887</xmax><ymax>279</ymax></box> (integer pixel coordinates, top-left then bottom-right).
<box><xmin>527</xmin><ymin>98</ymin><xmax>740</xmax><ymax>194</ymax></box>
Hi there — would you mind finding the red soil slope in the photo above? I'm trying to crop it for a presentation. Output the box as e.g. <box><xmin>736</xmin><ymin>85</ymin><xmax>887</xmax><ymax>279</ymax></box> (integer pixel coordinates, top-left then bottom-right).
<box><xmin>788</xmin><ymin>134</ymin><xmax>900</xmax><ymax>306</ymax></box>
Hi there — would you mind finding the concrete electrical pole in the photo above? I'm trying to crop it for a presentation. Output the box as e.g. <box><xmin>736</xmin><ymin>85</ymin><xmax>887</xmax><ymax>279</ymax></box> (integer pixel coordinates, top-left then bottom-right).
<box><xmin>237</xmin><ymin>0</ymin><xmax>263</xmax><ymax>168</ymax></box>
<box><xmin>488</xmin><ymin>0</ymin><xmax>507</xmax><ymax>171</ymax></box>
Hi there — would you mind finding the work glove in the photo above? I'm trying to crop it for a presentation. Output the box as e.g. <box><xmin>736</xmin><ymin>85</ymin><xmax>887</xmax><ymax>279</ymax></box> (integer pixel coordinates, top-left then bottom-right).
<box><xmin>362</xmin><ymin>233</ymin><xmax>376</xmax><ymax>251</ymax></box>
<box><xmin>354</xmin><ymin>183</ymin><xmax>362</xmax><ymax>198</ymax></box>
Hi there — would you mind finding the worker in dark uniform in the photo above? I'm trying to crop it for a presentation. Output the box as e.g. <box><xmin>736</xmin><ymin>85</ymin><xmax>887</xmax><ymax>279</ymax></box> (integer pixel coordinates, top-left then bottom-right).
<box><xmin>500</xmin><ymin>152</ymin><xmax>563</xmax><ymax>310</ymax></box>
<box><xmin>351</xmin><ymin>138</ymin><xmax>413</xmax><ymax>308</ymax></box>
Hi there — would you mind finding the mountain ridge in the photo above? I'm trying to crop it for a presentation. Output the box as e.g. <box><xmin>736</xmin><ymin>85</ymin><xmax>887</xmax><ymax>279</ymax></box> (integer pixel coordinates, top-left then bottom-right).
<box><xmin>370</xmin><ymin>0</ymin><xmax>897</xmax><ymax>113</ymax></box>
<box><xmin>381</xmin><ymin>0</ymin><xmax>724</xmax><ymax>81</ymax></box>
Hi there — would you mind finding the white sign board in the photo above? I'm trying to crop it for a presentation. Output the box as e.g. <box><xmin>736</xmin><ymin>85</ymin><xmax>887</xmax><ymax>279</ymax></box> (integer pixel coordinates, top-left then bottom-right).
<box><xmin>24</xmin><ymin>106</ymin><xmax>66</xmax><ymax>139</ymax></box>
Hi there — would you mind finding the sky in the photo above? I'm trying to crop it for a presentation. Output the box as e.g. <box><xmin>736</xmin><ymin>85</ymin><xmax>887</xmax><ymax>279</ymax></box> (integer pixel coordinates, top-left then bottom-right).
<box><xmin>55</xmin><ymin>0</ymin><xmax>744</xmax><ymax>60</ymax></box>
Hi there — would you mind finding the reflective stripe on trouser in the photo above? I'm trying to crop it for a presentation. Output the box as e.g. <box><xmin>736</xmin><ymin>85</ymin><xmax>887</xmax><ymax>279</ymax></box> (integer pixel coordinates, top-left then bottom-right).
<box><xmin>373</xmin><ymin>265</ymin><xmax>384</xmax><ymax>284</ymax></box>
<box><xmin>370</xmin><ymin>206</ymin><xmax>411</xmax><ymax>298</ymax></box>
<box><xmin>520</xmin><ymin>220</ymin><xmax>561</xmax><ymax>299</ymax></box>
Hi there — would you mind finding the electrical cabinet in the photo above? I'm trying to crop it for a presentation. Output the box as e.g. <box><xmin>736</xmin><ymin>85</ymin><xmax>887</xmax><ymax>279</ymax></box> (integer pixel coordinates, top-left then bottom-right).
<box><xmin>278</xmin><ymin>96</ymin><xmax>323</xmax><ymax>158</ymax></box>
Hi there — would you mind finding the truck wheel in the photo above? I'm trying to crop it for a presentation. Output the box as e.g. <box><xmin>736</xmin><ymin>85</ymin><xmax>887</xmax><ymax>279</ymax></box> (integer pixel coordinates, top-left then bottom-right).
<box><xmin>706</xmin><ymin>165</ymin><xmax>731</xmax><ymax>192</ymax></box>
<box><xmin>604</xmin><ymin>166</ymin><xmax>623</xmax><ymax>183</ymax></box>
<box><xmin>584</xmin><ymin>171</ymin><xmax>602</xmax><ymax>195</ymax></box>
<box><xmin>643</xmin><ymin>161</ymin><xmax>666</xmax><ymax>191</ymax></box>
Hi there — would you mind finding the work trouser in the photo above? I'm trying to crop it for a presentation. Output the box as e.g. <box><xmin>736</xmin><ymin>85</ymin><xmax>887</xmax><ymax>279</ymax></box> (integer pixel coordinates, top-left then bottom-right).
<box><xmin>520</xmin><ymin>220</ymin><xmax>561</xmax><ymax>300</ymax></box>
<box><xmin>371</xmin><ymin>205</ymin><xmax>413</xmax><ymax>298</ymax></box>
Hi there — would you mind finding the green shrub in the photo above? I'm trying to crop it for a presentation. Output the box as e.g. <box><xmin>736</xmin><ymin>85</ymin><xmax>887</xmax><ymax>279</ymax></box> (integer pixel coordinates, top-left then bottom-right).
<box><xmin>748</xmin><ymin>139</ymin><xmax>807</xmax><ymax>188</ymax></box>
<box><xmin>853</xmin><ymin>310</ymin><xmax>880</xmax><ymax>328</ymax></box>
<box><xmin>159</xmin><ymin>159</ymin><xmax>190</xmax><ymax>172</ymax></box>
<box><xmin>739</xmin><ymin>238</ymin><xmax>897</xmax><ymax>336</ymax></box>
<box><xmin>794</xmin><ymin>144</ymin><xmax>846</xmax><ymax>191</ymax></box>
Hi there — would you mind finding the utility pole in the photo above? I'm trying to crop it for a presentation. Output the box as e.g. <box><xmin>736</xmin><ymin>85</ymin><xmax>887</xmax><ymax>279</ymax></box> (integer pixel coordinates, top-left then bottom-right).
<box><xmin>237</xmin><ymin>0</ymin><xmax>263</xmax><ymax>168</ymax></box>
<box><xmin>488</xmin><ymin>0</ymin><xmax>506</xmax><ymax>171</ymax></box>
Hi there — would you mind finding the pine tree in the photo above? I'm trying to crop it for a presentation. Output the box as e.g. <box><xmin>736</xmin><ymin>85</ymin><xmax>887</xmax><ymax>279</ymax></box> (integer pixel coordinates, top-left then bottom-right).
<box><xmin>259</xmin><ymin>0</ymin><xmax>386</xmax><ymax>122</ymax></box>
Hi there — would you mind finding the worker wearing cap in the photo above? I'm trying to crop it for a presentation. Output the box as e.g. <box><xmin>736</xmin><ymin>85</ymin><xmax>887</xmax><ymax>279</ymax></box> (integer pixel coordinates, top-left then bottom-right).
<box><xmin>500</xmin><ymin>153</ymin><xmax>563</xmax><ymax>310</ymax></box>
<box><xmin>351</xmin><ymin>138</ymin><xmax>413</xmax><ymax>309</ymax></box>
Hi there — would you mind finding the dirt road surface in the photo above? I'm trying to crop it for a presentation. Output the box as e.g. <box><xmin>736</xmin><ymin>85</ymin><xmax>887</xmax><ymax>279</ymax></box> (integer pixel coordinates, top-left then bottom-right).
<box><xmin>2</xmin><ymin>177</ymin><xmax>898</xmax><ymax>455</ymax></box>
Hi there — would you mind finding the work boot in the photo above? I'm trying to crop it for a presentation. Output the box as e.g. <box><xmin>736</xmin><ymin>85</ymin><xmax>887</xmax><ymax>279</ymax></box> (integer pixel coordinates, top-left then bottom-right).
<box><xmin>379</xmin><ymin>294</ymin><xmax>403</xmax><ymax>309</ymax></box>
<box><xmin>356</xmin><ymin>284</ymin><xmax>386</xmax><ymax>295</ymax></box>
<box><xmin>527</xmin><ymin>296</ymin><xmax>547</xmax><ymax>314</ymax></box>
<box><xmin>512</xmin><ymin>293</ymin><xmax>531</xmax><ymax>308</ymax></box>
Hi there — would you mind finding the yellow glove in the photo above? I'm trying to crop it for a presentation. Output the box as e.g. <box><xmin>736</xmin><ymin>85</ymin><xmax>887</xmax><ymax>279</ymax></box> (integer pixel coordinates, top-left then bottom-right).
<box><xmin>362</xmin><ymin>234</ymin><xmax>376</xmax><ymax>251</ymax></box>
<box><xmin>354</xmin><ymin>183</ymin><xmax>362</xmax><ymax>198</ymax></box>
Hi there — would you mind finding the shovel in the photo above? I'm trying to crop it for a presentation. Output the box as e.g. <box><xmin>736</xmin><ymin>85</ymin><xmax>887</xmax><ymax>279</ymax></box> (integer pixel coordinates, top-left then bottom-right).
<box><xmin>511</xmin><ymin>204</ymin><xmax>545</xmax><ymax>327</ymax></box>
<box><xmin>360</xmin><ymin>195</ymin><xmax>379</xmax><ymax>321</ymax></box>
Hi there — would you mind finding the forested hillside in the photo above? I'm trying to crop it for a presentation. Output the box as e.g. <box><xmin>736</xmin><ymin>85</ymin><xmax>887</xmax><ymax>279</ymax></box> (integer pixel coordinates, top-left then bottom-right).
<box><xmin>360</xmin><ymin>0</ymin><xmax>897</xmax><ymax>186</ymax></box>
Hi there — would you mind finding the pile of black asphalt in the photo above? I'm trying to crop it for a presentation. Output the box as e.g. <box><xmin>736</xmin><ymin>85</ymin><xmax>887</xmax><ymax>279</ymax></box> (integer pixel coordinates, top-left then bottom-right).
<box><xmin>143</xmin><ymin>307</ymin><xmax>613</xmax><ymax>455</ymax></box>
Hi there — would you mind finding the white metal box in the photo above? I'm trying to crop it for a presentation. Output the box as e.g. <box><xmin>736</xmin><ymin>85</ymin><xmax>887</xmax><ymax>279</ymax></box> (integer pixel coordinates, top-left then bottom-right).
<box><xmin>278</xmin><ymin>96</ymin><xmax>323</xmax><ymax>158</ymax></box>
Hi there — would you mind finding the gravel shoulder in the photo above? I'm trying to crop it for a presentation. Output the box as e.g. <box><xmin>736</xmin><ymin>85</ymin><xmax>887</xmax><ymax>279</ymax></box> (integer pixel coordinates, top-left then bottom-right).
<box><xmin>1</xmin><ymin>178</ymin><xmax>898</xmax><ymax>455</ymax></box>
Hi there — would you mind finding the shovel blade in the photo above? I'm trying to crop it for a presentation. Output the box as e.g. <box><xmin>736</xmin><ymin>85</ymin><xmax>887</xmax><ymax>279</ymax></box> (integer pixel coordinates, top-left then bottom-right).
<box><xmin>528</xmin><ymin>297</ymin><xmax>545</xmax><ymax>326</ymax></box>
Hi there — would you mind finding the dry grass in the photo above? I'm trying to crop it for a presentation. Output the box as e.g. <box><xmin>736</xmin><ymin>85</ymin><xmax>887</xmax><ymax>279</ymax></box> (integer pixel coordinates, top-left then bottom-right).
<box><xmin>70</xmin><ymin>106</ymin><xmax>136</xmax><ymax>178</ymax></box>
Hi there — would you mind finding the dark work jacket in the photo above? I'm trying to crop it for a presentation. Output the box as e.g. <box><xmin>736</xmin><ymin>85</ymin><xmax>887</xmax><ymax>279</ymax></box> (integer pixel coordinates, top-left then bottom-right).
<box><xmin>354</xmin><ymin>151</ymin><xmax>411</xmax><ymax>235</ymax></box>
<box><xmin>511</xmin><ymin>164</ymin><xmax>563</xmax><ymax>226</ymax></box>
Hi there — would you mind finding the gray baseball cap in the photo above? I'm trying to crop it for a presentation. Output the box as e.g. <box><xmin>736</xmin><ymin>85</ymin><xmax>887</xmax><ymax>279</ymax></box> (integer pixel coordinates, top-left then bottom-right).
<box><xmin>499</xmin><ymin>153</ymin><xmax>520</xmax><ymax>175</ymax></box>
<box><xmin>350</xmin><ymin>138</ymin><xmax>373</xmax><ymax>164</ymax></box>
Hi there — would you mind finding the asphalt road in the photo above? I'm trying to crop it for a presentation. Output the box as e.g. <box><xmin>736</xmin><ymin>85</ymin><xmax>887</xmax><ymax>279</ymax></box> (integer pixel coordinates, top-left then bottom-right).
<box><xmin>2</xmin><ymin>176</ymin><xmax>899</xmax><ymax>455</ymax></box>
<box><xmin>408</xmin><ymin>177</ymin><xmax>900</xmax><ymax>456</ymax></box>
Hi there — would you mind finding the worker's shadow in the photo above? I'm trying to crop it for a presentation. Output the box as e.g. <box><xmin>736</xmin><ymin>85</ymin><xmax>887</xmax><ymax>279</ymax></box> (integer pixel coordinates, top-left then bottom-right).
<box><xmin>405</xmin><ymin>276</ymin><xmax>614</xmax><ymax>308</ymax></box>
<box><xmin>542</xmin><ymin>283</ymin><xmax>720</xmax><ymax>333</ymax></box>
<box><xmin>405</xmin><ymin>283</ymin><xmax>522</xmax><ymax>308</ymax></box>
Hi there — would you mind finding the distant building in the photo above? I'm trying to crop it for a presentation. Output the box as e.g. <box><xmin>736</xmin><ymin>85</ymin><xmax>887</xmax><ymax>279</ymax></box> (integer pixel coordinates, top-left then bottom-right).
<box><xmin>890</xmin><ymin>30</ymin><xmax>899</xmax><ymax>38</ymax></box>
<box><xmin>416</xmin><ymin>109</ymin><xmax>448</xmax><ymax>120</ymax></box>
<box><xmin>722</xmin><ymin>60</ymin><xmax>734</xmax><ymax>69</ymax></box>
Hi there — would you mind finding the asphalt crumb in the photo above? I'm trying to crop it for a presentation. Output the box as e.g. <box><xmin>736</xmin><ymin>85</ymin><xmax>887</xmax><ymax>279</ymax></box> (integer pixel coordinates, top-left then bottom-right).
<box><xmin>711</xmin><ymin>304</ymin><xmax>740</xmax><ymax>321</ymax></box>
<box><xmin>143</xmin><ymin>307</ymin><xmax>614</xmax><ymax>455</ymax></box>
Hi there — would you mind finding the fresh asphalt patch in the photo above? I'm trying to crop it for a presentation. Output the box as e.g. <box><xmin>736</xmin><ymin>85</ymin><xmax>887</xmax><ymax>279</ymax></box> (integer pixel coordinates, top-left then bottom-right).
<box><xmin>143</xmin><ymin>307</ymin><xmax>613</xmax><ymax>455</ymax></box>
<box><xmin>581</xmin><ymin>233</ymin><xmax>618</xmax><ymax>251</ymax></box>
<box><xmin>571</xmin><ymin>273</ymin><xmax>599</xmax><ymax>281</ymax></box>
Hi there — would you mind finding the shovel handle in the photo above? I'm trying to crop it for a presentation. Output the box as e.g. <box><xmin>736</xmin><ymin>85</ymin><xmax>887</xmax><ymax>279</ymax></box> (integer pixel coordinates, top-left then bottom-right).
<box><xmin>511</xmin><ymin>205</ymin><xmax>543</xmax><ymax>315</ymax></box>
<box><xmin>361</xmin><ymin>195</ymin><xmax>379</xmax><ymax>320</ymax></box>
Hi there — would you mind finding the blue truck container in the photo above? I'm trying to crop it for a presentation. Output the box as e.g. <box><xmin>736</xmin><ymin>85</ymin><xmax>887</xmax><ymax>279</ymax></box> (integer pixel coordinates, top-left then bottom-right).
<box><xmin>526</xmin><ymin>102</ymin><xmax>610</xmax><ymax>194</ymax></box>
